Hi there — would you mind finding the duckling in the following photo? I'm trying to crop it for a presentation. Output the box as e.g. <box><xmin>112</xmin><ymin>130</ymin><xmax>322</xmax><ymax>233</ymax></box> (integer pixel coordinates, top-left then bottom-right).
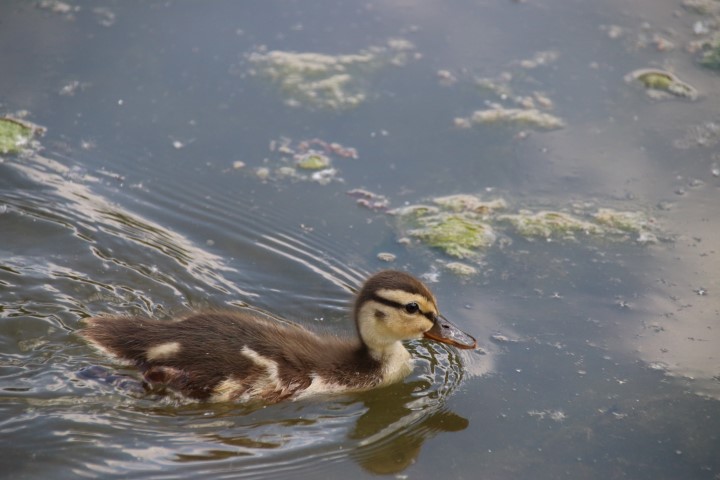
<box><xmin>81</xmin><ymin>270</ymin><xmax>476</xmax><ymax>403</ymax></box>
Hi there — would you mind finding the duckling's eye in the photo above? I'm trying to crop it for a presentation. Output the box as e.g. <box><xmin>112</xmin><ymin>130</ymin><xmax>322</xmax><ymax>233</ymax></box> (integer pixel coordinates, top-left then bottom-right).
<box><xmin>404</xmin><ymin>302</ymin><xmax>420</xmax><ymax>314</ymax></box>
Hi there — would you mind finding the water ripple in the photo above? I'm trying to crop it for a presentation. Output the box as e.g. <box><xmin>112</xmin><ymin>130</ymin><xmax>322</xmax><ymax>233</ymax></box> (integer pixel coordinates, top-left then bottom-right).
<box><xmin>1</xmin><ymin>145</ymin><xmax>475</xmax><ymax>478</ymax></box>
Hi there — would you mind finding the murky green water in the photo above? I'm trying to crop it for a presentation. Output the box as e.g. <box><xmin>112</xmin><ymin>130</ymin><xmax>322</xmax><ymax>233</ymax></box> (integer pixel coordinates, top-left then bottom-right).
<box><xmin>1</xmin><ymin>0</ymin><xmax>719</xmax><ymax>478</ymax></box>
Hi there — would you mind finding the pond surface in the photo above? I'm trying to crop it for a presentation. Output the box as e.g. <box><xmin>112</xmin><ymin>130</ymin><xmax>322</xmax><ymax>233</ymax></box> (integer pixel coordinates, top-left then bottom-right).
<box><xmin>1</xmin><ymin>0</ymin><xmax>719</xmax><ymax>478</ymax></box>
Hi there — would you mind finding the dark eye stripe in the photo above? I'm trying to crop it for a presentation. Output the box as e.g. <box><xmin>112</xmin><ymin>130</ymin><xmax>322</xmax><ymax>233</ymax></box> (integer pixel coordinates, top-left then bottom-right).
<box><xmin>370</xmin><ymin>294</ymin><xmax>436</xmax><ymax>322</ymax></box>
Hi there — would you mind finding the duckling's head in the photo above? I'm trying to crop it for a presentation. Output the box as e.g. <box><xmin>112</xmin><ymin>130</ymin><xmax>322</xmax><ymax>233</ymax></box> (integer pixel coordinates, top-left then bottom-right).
<box><xmin>354</xmin><ymin>270</ymin><xmax>476</xmax><ymax>355</ymax></box>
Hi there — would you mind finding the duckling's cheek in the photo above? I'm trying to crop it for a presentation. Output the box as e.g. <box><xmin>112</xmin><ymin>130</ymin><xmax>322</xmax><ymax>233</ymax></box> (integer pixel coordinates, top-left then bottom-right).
<box><xmin>146</xmin><ymin>341</ymin><xmax>182</xmax><ymax>361</ymax></box>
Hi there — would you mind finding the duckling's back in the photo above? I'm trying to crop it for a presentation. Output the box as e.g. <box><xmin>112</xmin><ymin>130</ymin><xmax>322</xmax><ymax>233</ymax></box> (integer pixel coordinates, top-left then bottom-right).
<box><xmin>81</xmin><ymin>311</ymin><xmax>381</xmax><ymax>402</ymax></box>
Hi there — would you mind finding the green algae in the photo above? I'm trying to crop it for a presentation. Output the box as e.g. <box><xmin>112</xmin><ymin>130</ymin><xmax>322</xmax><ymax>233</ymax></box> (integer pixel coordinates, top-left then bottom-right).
<box><xmin>699</xmin><ymin>38</ymin><xmax>720</xmax><ymax>70</ymax></box>
<box><xmin>638</xmin><ymin>72</ymin><xmax>673</xmax><ymax>90</ymax></box>
<box><xmin>0</xmin><ymin>117</ymin><xmax>35</xmax><ymax>154</ymax></box>
<box><xmin>247</xmin><ymin>137</ymin><xmax>358</xmax><ymax>185</ymax></box>
<box><xmin>387</xmin><ymin>204</ymin><xmax>440</xmax><ymax>218</ymax></box>
<box><xmin>455</xmin><ymin>107</ymin><xmax>565</xmax><ymax>131</ymax></box>
<box><xmin>391</xmin><ymin>193</ymin><xmax>502</xmax><ymax>258</ymax></box>
<box><xmin>625</xmin><ymin>69</ymin><xmax>699</xmax><ymax>100</ymax></box>
<box><xmin>296</xmin><ymin>153</ymin><xmax>330</xmax><ymax>170</ymax></box>
<box><xmin>432</xmin><ymin>194</ymin><xmax>507</xmax><ymax>214</ymax></box>
<box><xmin>593</xmin><ymin>208</ymin><xmax>651</xmax><ymax>233</ymax></box>
<box><xmin>499</xmin><ymin>210</ymin><xmax>602</xmax><ymax>240</ymax></box>
<box><xmin>407</xmin><ymin>214</ymin><xmax>496</xmax><ymax>259</ymax></box>
<box><xmin>390</xmin><ymin>192</ymin><xmax>661</xmax><ymax>261</ymax></box>
<box><xmin>448</xmin><ymin>49</ymin><xmax>565</xmax><ymax>135</ymax></box>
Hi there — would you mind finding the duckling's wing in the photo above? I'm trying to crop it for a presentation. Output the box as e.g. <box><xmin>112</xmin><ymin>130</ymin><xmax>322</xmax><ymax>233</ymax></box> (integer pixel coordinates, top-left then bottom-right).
<box><xmin>81</xmin><ymin>312</ymin><xmax>340</xmax><ymax>401</ymax></box>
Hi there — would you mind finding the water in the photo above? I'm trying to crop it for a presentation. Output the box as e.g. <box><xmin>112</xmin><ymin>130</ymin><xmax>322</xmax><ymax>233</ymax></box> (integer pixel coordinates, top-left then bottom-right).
<box><xmin>1</xmin><ymin>0</ymin><xmax>719</xmax><ymax>478</ymax></box>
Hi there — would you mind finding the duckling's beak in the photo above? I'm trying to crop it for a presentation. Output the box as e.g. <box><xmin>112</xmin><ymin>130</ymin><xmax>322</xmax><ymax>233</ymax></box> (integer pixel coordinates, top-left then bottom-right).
<box><xmin>424</xmin><ymin>314</ymin><xmax>477</xmax><ymax>349</ymax></box>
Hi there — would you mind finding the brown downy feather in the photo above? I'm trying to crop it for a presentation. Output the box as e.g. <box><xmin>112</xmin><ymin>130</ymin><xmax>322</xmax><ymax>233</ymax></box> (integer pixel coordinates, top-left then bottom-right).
<box><xmin>81</xmin><ymin>311</ymin><xmax>381</xmax><ymax>402</ymax></box>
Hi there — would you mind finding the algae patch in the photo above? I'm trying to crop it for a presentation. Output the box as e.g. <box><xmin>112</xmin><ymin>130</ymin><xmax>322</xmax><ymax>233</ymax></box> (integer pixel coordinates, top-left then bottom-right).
<box><xmin>498</xmin><ymin>211</ymin><xmax>602</xmax><ymax>240</ymax></box>
<box><xmin>698</xmin><ymin>36</ymin><xmax>720</xmax><ymax>70</ymax></box>
<box><xmin>0</xmin><ymin>117</ymin><xmax>42</xmax><ymax>154</ymax></box>
<box><xmin>625</xmin><ymin>69</ymin><xmax>699</xmax><ymax>100</ymax></box>
<box><xmin>461</xmin><ymin>107</ymin><xmax>565</xmax><ymax>130</ymax></box>
<box><xmin>499</xmin><ymin>208</ymin><xmax>657</xmax><ymax>243</ymax></box>
<box><xmin>432</xmin><ymin>194</ymin><xmax>507</xmax><ymax>214</ymax></box>
<box><xmin>390</xmin><ymin>194</ymin><xmax>503</xmax><ymax>259</ymax></box>
<box><xmin>388</xmin><ymin>193</ymin><xmax>661</xmax><ymax>260</ymax></box>
<box><xmin>296</xmin><ymin>152</ymin><xmax>330</xmax><ymax>170</ymax></box>
<box><xmin>247</xmin><ymin>137</ymin><xmax>357</xmax><ymax>186</ymax></box>
<box><xmin>593</xmin><ymin>208</ymin><xmax>652</xmax><ymax>233</ymax></box>
<box><xmin>446</xmin><ymin>49</ymin><xmax>566</xmax><ymax>133</ymax></box>
<box><xmin>406</xmin><ymin>214</ymin><xmax>497</xmax><ymax>259</ymax></box>
<box><xmin>247</xmin><ymin>39</ymin><xmax>418</xmax><ymax>110</ymax></box>
<box><xmin>444</xmin><ymin>262</ymin><xmax>478</xmax><ymax>276</ymax></box>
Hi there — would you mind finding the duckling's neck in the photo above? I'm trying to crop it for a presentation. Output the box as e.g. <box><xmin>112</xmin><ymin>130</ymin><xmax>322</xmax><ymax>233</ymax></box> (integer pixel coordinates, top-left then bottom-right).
<box><xmin>367</xmin><ymin>341</ymin><xmax>413</xmax><ymax>385</ymax></box>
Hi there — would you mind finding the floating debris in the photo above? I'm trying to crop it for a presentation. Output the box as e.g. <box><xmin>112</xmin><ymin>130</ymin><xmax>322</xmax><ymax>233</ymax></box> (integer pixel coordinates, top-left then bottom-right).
<box><xmin>602</xmin><ymin>24</ymin><xmax>625</xmax><ymax>40</ymax></box>
<box><xmin>377</xmin><ymin>252</ymin><xmax>397</xmax><ymax>262</ymax></box>
<box><xmin>527</xmin><ymin>409</ymin><xmax>567</xmax><ymax>422</ymax></box>
<box><xmin>59</xmin><ymin>80</ymin><xmax>89</xmax><ymax>96</ymax></box>
<box><xmin>309</xmin><ymin>168</ymin><xmax>338</xmax><ymax>185</ymax></box>
<box><xmin>673</xmin><ymin>120</ymin><xmax>720</xmax><ymax>149</ymax></box>
<box><xmin>474</xmin><ymin>75</ymin><xmax>513</xmax><ymax>99</ymax></box>
<box><xmin>693</xmin><ymin>286</ymin><xmax>708</xmax><ymax>296</ymax></box>
<box><xmin>347</xmin><ymin>189</ymin><xmax>390</xmax><ymax>211</ymax></box>
<box><xmin>625</xmin><ymin>68</ymin><xmax>699</xmax><ymax>100</ymax></box>
<box><xmin>651</xmin><ymin>34</ymin><xmax>675</xmax><ymax>52</ymax></box>
<box><xmin>255</xmin><ymin>167</ymin><xmax>271</xmax><ymax>181</ymax></box>
<box><xmin>92</xmin><ymin>7</ymin><xmax>116</xmax><ymax>27</ymax></box>
<box><xmin>517</xmin><ymin>50</ymin><xmax>560</xmax><ymax>69</ymax></box>
<box><xmin>36</xmin><ymin>0</ymin><xmax>78</xmax><ymax>15</ymax></box>
<box><xmin>247</xmin><ymin>39</ymin><xmax>417</xmax><ymax>110</ymax></box>
<box><xmin>444</xmin><ymin>51</ymin><xmax>564</xmax><ymax>135</ymax></box>
<box><xmin>0</xmin><ymin>117</ymin><xmax>42</xmax><ymax>154</ymax></box>
<box><xmin>445</xmin><ymin>262</ymin><xmax>478</xmax><ymax>276</ymax></box>
<box><xmin>490</xmin><ymin>333</ymin><xmax>518</xmax><ymax>344</ymax></box>
<box><xmin>248</xmin><ymin>137</ymin><xmax>357</xmax><ymax>185</ymax></box>
<box><xmin>455</xmin><ymin>106</ymin><xmax>565</xmax><ymax>131</ymax></box>
<box><xmin>436</xmin><ymin>69</ymin><xmax>458</xmax><ymax>86</ymax></box>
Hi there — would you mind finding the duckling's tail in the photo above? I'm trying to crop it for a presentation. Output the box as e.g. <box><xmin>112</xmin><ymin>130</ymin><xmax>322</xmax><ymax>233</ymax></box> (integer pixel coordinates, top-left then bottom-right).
<box><xmin>80</xmin><ymin>315</ymin><xmax>165</xmax><ymax>363</ymax></box>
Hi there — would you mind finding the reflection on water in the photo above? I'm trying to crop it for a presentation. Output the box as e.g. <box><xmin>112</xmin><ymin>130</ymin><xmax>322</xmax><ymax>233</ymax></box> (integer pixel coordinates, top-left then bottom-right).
<box><xmin>350</xmin><ymin>345</ymin><xmax>470</xmax><ymax>474</ymax></box>
<box><xmin>64</xmin><ymin>342</ymin><xmax>470</xmax><ymax>477</ymax></box>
